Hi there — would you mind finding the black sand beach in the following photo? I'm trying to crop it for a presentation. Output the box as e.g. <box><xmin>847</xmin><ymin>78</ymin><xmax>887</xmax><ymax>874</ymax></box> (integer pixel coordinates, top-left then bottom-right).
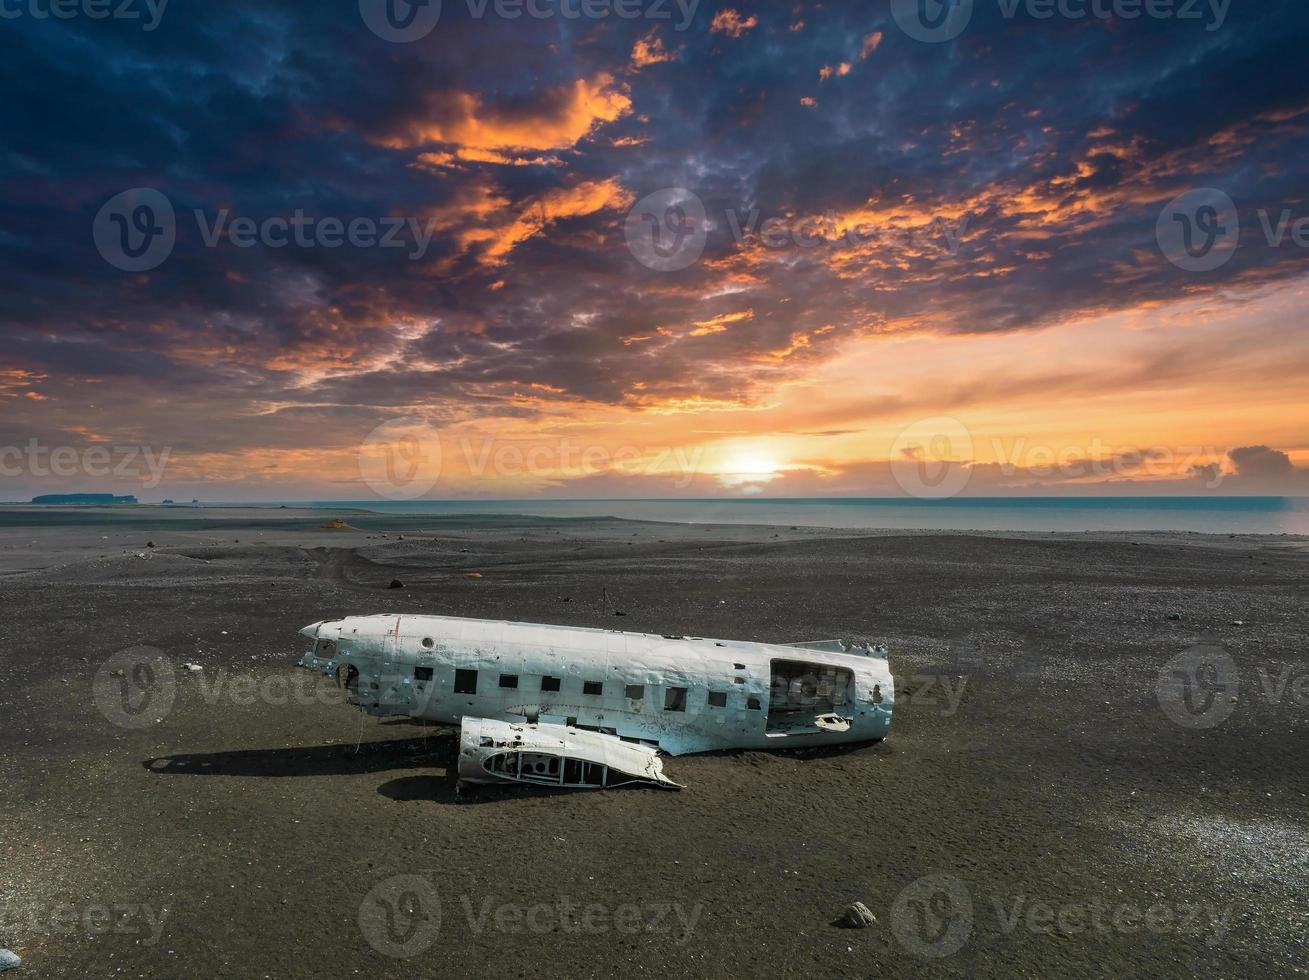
<box><xmin>1</xmin><ymin>508</ymin><xmax>1306</xmax><ymax>977</ymax></box>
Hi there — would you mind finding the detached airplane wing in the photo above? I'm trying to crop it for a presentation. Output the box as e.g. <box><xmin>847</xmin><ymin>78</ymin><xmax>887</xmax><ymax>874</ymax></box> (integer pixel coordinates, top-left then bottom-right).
<box><xmin>457</xmin><ymin>717</ymin><xmax>684</xmax><ymax>792</ymax></box>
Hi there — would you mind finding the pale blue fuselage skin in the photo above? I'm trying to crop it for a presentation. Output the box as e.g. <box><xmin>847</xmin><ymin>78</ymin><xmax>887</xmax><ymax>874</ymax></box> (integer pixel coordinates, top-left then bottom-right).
<box><xmin>303</xmin><ymin>614</ymin><xmax>895</xmax><ymax>756</ymax></box>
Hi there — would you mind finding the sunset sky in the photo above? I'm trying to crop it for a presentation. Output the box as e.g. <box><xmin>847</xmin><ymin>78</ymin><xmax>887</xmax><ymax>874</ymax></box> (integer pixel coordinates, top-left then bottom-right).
<box><xmin>2</xmin><ymin>0</ymin><xmax>1307</xmax><ymax>500</ymax></box>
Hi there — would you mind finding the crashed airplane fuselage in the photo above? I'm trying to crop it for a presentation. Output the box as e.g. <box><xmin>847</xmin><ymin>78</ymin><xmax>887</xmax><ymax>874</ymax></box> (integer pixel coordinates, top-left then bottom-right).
<box><xmin>299</xmin><ymin>613</ymin><xmax>894</xmax><ymax>761</ymax></box>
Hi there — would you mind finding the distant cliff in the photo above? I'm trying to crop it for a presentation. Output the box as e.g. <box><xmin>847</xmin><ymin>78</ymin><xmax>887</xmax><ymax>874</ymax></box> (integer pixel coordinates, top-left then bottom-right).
<box><xmin>31</xmin><ymin>493</ymin><xmax>139</xmax><ymax>505</ymax></box>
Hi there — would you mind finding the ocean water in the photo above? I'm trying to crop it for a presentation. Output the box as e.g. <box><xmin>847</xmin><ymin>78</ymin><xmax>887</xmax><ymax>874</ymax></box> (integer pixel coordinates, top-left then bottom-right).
<box><xmin>302</xmin><ymin>497</ymin><xmax>1309</xmax><ymax>535</ymax></box>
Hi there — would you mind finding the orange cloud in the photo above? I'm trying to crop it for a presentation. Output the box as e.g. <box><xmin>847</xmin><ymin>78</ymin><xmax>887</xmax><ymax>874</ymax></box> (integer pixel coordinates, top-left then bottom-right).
<box><xmin>381</xmin><ymin>74</ymin><xmax>631</xmax><ymax>157</ymax></box>
<box><xmin>631</xmin><ymin>30</ymin><xmax>674</xmax><ymax>68</ymax></box>
<box><xmin>460</xmin><ymin>177</ymin><xmax>635</xmax><ymax>264</ymax></box>
<box><xmin>689</xmin><ymin>309</ymin><xmax>754</xmax><ymax>336</ymax></box>
<box><xmin>0</xmin><ymin>368</ymin><xmax>46</xmax><ymax>397</ymax></box>
<box><xmin>711</xmin><ymin>9</ymin><xmax>758</xmax><ymax>37</ymax></box>
<box><xmin>860</xmin><ymin>32</ymin><xmax>883</xmax><ymax>58</ymax></box>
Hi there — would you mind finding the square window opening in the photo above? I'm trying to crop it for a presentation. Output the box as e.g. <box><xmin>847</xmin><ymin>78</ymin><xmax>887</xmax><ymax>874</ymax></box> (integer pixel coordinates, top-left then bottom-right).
<box><xmin>454</xmin><ymin>669</ymin><xmax>478</xmax><ymax>695</ymax></box>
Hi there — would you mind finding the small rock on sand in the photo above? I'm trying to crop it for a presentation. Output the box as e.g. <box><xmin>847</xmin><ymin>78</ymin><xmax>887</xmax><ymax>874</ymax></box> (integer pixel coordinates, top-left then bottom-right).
<box><xmin>0</xmin><ymin>949</ymin><xmax>20</xmax><ymax>971</ymax></box>
<box><xmin>840</xmin><ymin>902</ymin><xmax>876</xmax><ymax>928</ymax></box>
<box><xmin>389</xmin><ymin>579</ymin><xmax>405</xmax><ymax>589</ymax></box>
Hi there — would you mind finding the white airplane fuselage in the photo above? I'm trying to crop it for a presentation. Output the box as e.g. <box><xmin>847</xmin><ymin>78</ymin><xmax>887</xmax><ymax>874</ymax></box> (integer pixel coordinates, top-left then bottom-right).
<box><xmin>300</xmin><ymin>613</ymin><xmax>894</xmax><ymax>755</ymax></box>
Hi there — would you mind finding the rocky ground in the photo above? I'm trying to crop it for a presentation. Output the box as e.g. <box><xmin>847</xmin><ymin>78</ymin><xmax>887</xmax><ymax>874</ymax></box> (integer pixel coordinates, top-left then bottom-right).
<box><xmin>1</xmin><ymin>509</ymin><xmax>1306</xmax><ymax>977</ymax></box>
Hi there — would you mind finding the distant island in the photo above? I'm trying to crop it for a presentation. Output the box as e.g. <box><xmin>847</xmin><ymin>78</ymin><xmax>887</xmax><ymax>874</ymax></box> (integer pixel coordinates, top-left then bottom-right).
<box><xmin>31</xmin><ymin>493</ymin><xmax>138</xmax><ymax>505</ymax></box>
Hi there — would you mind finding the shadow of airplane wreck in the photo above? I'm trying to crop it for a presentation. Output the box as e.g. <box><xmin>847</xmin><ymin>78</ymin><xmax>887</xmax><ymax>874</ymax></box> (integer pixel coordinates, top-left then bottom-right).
<box><xmin>143</xmin><ymin>734</ymin><xmax>455</xmax><ymax>780</ymax></box>
<box><xmin>141</xmin><ymin>734</ymin><xmax>644</xmax><ymax>805</ymax></box>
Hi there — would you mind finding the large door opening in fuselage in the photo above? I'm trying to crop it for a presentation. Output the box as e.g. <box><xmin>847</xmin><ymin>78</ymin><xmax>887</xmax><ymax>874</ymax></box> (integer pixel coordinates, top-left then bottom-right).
<box><xmin>765</xmin><ymin>659</ymin><xmax>855</xmax><ymax>734</ymax></box>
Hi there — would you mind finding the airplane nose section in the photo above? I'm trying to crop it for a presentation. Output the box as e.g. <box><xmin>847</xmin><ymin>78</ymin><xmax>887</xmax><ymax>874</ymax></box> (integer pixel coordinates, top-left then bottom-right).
<box><xmin>297</xmin><ymin>619</ymin><xmax>344</xmax><ymax>671</ymax></box>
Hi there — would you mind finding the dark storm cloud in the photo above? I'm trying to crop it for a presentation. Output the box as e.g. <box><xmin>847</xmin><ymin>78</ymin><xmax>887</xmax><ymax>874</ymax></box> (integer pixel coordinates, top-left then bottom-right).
<box><xmin>1</xmin><ymin>0</ymin><xmax>1307</xmax><ymax>453</ymax></box>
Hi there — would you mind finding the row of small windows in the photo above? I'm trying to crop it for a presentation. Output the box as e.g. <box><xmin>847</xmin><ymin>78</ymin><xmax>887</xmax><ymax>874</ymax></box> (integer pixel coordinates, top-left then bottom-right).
<box><xmin>438</xmin><ymin>667</ymin><xmax>759</xmax><ymax>709</ymax></box>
